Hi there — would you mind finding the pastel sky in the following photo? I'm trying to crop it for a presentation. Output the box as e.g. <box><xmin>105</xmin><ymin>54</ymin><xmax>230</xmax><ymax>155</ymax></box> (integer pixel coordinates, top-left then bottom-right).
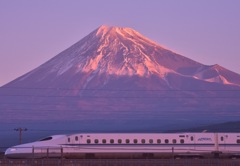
<box><xmin>0</xmin><ymin>0</ymin><xmax>240</xmax><ymax>86</ymax></box>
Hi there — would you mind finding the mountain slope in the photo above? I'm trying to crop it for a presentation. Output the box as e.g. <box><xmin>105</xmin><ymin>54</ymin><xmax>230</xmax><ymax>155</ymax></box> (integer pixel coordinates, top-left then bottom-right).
<box><xmin>0</xmin><ymin>25</ymin><xmax>240</xmax><ymax>131</ymax></box>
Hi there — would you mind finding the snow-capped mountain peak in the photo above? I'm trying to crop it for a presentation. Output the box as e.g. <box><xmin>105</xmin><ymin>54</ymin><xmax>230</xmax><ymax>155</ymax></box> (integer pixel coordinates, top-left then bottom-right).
<box><xmin>96</xmin><ymin>25</ymin><xmax>160</xmax><ymax>47</ymax></box>
<box><xmin>10</xmin><ymin>25</ymin><xmax>240</xmax><ymax>87</ymax></box>
<box><xmin>39</xmin><ymin>25</ymin><xmax>177</xmax><ymax>78</ymax></box>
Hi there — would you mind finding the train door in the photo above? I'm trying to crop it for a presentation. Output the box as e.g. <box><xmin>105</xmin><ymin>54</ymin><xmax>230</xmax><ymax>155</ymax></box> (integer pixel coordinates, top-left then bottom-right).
<box><xmin>66</xmin><ymin>135</ymin><xmax>80</xmax><ymax>144</ymax></box>
<box><xmin>214</xmin><ymin>133</ymin><xmax>219</xmax><ymax>152</ymax></box>
<box><xmin>219</xmin><ymin>134</ymin><xmax>226</xmax><ymax>151</ymax></box>
<box><xmin>73</xmin><ymin>135</ymin><xmax>81</xmax><ymax>150</ymax></box>
<box><xmin>188</xmin><ymin>134</ymin><xmax>195</xmax><ymax>151</ymax></box>
<box><xmin>66</xmin><ymin>135</ymin><xmax>80</xmax><ymax>151</ymax></box>
<box><xmin>67</xmin><ymin>136</ymin><xmax>72</xmax><ymax>144</ymax></box>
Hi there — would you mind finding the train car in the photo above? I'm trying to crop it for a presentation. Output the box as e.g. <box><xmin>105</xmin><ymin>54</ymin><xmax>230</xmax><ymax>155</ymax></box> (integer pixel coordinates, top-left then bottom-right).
<box><xmin>5</xmin><ymin>132</ymin><xmax>240</xmax><ymax>159</ymax></box>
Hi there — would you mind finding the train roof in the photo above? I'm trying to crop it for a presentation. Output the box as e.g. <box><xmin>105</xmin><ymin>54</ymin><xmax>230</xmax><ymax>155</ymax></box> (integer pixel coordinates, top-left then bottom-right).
<box><xmin>66</xmin><ymin>132</ymin><xmax>240</xmax><ymax>137</ymax></box>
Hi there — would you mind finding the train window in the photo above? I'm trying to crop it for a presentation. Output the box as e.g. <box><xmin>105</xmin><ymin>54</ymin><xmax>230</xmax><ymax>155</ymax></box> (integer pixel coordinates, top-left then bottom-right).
<box><xmin>157</xmin><ymin>139</ymin><xmax>161</xmax><ymax>144</ymax></box>
<box><xmin>221</xmin><ymin>137</ymin><xmax>224</xmax><ymax>141</ymax></box>
<box><xmin>68</xmin><ymin>138</ymin><xmax>70</xmax><ymax>143</ymax></box>
<box><xmin>237</xmin><ymin>139</ymin><xmax>240</xmax><ymax>144</ymax></box>
<box><xmin>141</xmin><ymin>139</ymin><xmax>145</xmax><ymax>144</ymax></box>
<box><xmin>102</xmin><ymin>139</ymin><xmax>106</xmax><ymax>144</ymax></box>
<box><xmin>134</xmin><ymin>139</ymin><xmax>138</xmax><ymax>144</ymax></box>
<box><xmin>165</xmin><ymin>139</ymin><xmax>169</xmax><ymax>144</ymax></box>
<box><xmin>75</xmin><ymin>136</ymin><xmax>78</xmax><ymax>141</ymax></box>
<box><xmin>118</xmin><ymin>139</ymin><xmax>122</xmax><ymax>144</ymax></box>
<box><xmin>172</xmin><ymin>139</ymin><xmax>177</xmax><ymax>144</ymax></box>
<box><xmin>94</xmin><ymin>139</ymin><xmax>99</xmax><ymax>144</ymax></box>
<box><xmin>180</xmin><ymin>139</ymin><xmax>184</xmax><ymax>144</ymax></box>
<box><xmin>110</xmin><ymin>139</ymin><xmax>114</xmax><ymax>144</ymax></box>
<box><xmin>87</xmin><ymin>139</ymin><xmax>91</xmax><ymax>144</ymax></box>
<box><xmin>149</xmin><ymin>139</ymin><xmax>153</xmax><ymax>144</ymax></box>
<box><xmin>39</xmin><ymin>137</ymin><xmax>53</xmax><ymax>141</ymax></box>
<box><xmin>126</xmin><ymin>139</ymin><xmax>130</xmax><ymax>144</ymax></box>
<box><xmin>190</xmin><ymin>136</ymin><xmax>194</xmax><ymax>141</ymax></box>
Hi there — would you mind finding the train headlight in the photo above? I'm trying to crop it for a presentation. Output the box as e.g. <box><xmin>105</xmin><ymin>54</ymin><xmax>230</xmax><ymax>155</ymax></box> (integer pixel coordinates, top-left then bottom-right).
<box><xmin>9</xmin><ymin>148</ymin><xmax>17</xmax><ymax>152</ymax></box>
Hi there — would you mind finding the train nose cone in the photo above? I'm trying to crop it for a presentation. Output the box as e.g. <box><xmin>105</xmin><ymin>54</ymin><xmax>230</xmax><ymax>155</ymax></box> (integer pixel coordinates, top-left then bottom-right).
<box><xmin>5</xmin><ymin>148</ymin><xmax>17</xmax><ymax>158</ymax></box>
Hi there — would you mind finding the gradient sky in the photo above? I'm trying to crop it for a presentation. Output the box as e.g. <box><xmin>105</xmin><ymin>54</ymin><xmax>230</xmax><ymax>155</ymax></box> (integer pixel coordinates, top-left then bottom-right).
<box><xmin>0</xmin><ymin>0</ymin><xmax>240</xmax><ymax>86</ymax></box>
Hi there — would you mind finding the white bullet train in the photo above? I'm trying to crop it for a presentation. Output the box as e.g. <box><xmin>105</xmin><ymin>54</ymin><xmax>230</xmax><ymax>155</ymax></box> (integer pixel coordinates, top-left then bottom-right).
<box><xmin>5</xmin><ymin>132</ymin><xmax>240</xmax><ymax>159</ymax></box>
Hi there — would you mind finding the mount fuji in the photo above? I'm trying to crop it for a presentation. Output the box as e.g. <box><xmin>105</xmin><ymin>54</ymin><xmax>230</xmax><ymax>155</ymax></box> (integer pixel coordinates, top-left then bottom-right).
<box><xmin>1</xmin><ymin>25</ymin><xmax>240</xmax><ymax>131</ymax></box>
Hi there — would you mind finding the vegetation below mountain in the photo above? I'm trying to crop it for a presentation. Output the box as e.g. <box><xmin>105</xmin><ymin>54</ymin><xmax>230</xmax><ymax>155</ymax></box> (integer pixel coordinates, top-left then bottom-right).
<box><xmin>169</xmin><ymin>121</ymin><xmax>240</xmax><ymax>133</ymax></box>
